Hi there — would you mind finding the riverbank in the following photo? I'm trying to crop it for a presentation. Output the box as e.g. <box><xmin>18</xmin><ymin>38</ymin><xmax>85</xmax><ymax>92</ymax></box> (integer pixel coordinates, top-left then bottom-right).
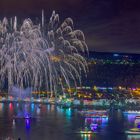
<box><xmin>0</xmin><ymin>98</ymin><xmax>140</xmax><ymax>110</ymax></box>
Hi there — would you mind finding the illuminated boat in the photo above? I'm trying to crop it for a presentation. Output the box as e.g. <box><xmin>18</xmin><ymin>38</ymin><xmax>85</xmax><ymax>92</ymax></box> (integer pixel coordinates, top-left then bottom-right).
<box><xmin>78</xmin><ymin>130</ymin><xmax>93</xmax><ymax>134</ymax></box>
<box><xmin>13</xmin><ymin>116</ymin><xmax>31</xmax><ymax>119</ymax></box>
<box><xmin>79</xmin><ymin>110</ymin><xmax>107</xmax><ymax>115</ymax></box>
<box><xmin>123</xmin><ymin>111</ymin><xmax>140</xmax><ymax>114</ymax></box>
<box><xmin>85</xmin><ymin>113</ymin><xmax>108</xmax><ymax>118</ymax></box>
<box><xmin>76</xmin><ymin>126</ymin><xmax>96</xmax><ymax>134</ymax></box>
<box><xmin>13</xmin><ymin>115</ymin><xmax>34</xmax><ymax>119</ymax></box>
<box><xmin>76</xmin><ymin>129</ymin><xmax>97</xmax><ymax>134</ymax></box>
<box><xmin>125</xmin><ymin>128</ymin><xmax>140</xmax><ymax>135</ymax></box>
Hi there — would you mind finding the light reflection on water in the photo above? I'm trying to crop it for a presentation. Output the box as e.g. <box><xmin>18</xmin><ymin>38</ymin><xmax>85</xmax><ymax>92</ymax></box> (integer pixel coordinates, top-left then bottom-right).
<box><xmin>0</xmin><ymin>103</ymin><xmax>139</xmax><ymax>140</ymax></box>
<box><xmin>127</xmin><ymin>135</ymin><xmax>140</xmax><ymax>140</ymax></box>
<box><xmin>25</xmin><ymin>119</ymin><xmax>30</xmax><ymax>129</ymax></box>
<box><xmin>80</xmin><ymin>133</ymin><xmax>93</xmax><ymax>140</ymax></box>
<box><xmin>0</xmin><ymin>103</ymin><xmax>4</xmax><ymax>112</ymax></box>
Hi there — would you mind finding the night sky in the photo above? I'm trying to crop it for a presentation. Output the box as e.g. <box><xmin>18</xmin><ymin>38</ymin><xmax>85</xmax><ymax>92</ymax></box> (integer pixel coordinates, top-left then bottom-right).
<box><xmin>0</xmin><ymin>0</ymin><xmax>140</xmax><ymax>53</ymax></box>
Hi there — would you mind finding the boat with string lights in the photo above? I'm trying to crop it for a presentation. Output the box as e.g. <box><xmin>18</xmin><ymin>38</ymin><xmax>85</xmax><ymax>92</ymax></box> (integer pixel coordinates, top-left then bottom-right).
<box><xmin>84</xmin><ymin>113</ymin><xmax>108</xmax><ymax>118</ymax></box>
<box><xmin>123</xmin><ymin>111</ymin><xmax>140</xmax><ymax>114</ymax></box>
<box><xmin>125</xmin><ymin>128</ymin><xmax>140</xmax><ymax>135</ymax></box>
<box><xmin>79</xmin><ymin>110</ymin><xmax>108</xmax><ymax>115</ymax></box>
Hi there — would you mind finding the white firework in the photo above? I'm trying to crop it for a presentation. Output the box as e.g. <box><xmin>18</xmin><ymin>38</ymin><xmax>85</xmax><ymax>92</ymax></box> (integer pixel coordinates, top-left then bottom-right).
<box><xmin>0</xmin><ymin>11</ymin><xmax>88</xmax><ymax>96</ymax></box>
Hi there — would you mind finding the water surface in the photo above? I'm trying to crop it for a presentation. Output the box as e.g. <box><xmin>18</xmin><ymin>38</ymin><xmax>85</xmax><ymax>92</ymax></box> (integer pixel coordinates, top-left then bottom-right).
<box><xmin>0</xmin><ymin>102</ymin><xmax>138</xmax><ymax>140</ymax></box>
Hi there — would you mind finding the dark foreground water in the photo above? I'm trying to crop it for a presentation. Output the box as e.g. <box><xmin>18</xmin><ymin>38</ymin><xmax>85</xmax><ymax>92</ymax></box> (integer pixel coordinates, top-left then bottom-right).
<box><xmin>0</xmin><ymin>102</ymin><xmax>139</xmax><ymax>140</ymax></box>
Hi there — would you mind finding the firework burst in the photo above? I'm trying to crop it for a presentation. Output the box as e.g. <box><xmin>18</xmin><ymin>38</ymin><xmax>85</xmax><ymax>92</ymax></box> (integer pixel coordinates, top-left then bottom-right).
<box><xmin>0</xmin><ymin>11</ymin><xmax>88</xmax><ymax>96</ymax></box>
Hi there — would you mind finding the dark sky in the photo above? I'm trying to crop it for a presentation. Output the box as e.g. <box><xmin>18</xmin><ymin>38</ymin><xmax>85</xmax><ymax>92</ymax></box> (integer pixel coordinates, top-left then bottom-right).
<box><xmin>0</xmin><ymin>0</ymin><xmax>140</xmax><ymax>53</ymax></box>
